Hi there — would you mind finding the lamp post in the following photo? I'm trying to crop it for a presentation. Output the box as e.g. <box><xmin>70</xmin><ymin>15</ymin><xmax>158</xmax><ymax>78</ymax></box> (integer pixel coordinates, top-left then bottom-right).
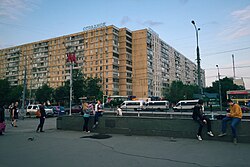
<box><xmin>216</xmin><ymin>65</ymin><xmax>223</xmax><ymax>112</ymax></box>
<box><xmin>64</xmin><ymin>42</ymin><xmax>76</xmax><ymax>116</ymax></box>
<box><xmin>191</xmin><ymin>20</ymin><xmax>202</xmax><ymax>96</ymax></box>
<box><xmin>21</xmin><ymin>51</ymin><xmax>27</xmax><ymax>116</ymax></box>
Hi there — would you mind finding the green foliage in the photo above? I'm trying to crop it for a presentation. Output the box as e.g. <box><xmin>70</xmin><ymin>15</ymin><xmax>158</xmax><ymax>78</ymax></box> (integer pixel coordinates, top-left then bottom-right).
<box><xmin>8</xmin><ymin>85</ymin><xmax>23</xmax><ymax>103</ymax></box>
<box><xmin>53</xmin><ymin>86</ymin><xmax>69</xmax><ymax>104</ymax></box>
<box><xmin>35</xmin><ymin>84</ymin><xmax>53</xmax><ymax>103</ymax></box>
<box><xmin>0</xmin><ymin>79</ymin><xmax>11</xmax><ymax>106</ymax></box>
<box><xmin>204</xmin><ymin>77</ymin><xmax>244</xmax><ymax>103</ymax></box>
<box><xmin>72</xmin><ymin>69</ymin><xmax>84</xmax><ymax>103</ymax></box>
<box><xmin>85</xmin><ymin>77</ymin><xmax>102</xmax><ymax>101</ymax></box>
<box><xmin>0</xmin><ymin>79</ymin><xmax>24</xmax><ymax>106</ymax></box>
<box><xmin>57</xmin><ymin>70</ymin><xmax>103</xmax><ymax>104</ymax></box>
<box><xmin>164</xmin><ymin>80</ymin><xmax>199</xmax><ymax>104</ymax></box>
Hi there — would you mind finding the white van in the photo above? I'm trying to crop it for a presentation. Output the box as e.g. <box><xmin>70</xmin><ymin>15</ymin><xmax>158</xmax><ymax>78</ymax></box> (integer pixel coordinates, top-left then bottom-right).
<box><xmin>145</xmin><ymin>101</ymin><xmax>169</xmax><ymax>111</ymax></box>
<box><xmin>173</xmin><ymin>100</ymin><xmax>199</xmax><ymax>111</ymax></box>
<box><xmin>120</xmin><ymin>101</ymin><xmax>145</xmax><ymax>111</ymax></box>
<box><xmin>26</xmin><ymin>104</ymin><xmax>53</xmax><ymax>117</ymax></box>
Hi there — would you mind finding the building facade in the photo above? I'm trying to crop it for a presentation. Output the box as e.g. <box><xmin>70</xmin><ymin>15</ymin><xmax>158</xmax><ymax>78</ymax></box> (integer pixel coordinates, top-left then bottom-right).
<box><xmin>0</xmin><ymin>24</ymin><xmax>205</xmax><ymax>99</ymax></box>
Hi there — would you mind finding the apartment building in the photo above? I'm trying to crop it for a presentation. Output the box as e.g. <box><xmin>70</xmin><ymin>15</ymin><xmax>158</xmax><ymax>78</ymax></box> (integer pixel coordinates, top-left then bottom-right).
<box><xmin>0</xmin><ymin>24</ymin><xmax>205</xmax><ymax>99</ymax></box>
<box><xmin>132</xmin><ymin>28</ymin><xmax>205</xmax><ymax>98</ymax></box>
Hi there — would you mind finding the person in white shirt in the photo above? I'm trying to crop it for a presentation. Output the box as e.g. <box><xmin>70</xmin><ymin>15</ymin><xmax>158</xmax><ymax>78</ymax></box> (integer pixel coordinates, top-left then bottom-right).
<box><xmin>116</xmin><ymin>105</ymin><xmax>122</xmax><ymax>116</ymax></box>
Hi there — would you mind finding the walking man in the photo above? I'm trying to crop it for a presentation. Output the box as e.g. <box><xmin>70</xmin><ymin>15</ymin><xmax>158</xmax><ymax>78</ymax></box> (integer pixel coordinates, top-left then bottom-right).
<box><xmin>36</xmin><ymin>103</ymin><xmax>46</xmax><ymax>132</ymax></box>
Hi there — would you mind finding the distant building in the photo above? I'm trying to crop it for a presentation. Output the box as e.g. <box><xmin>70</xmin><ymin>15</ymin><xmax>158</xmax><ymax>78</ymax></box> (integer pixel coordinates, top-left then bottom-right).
<box><xmin>0</xmin><ymin>24</ymin><xmax>205</xmax><ymax>99</ymax></box>
<box><xmin>233</xmin><ymin>78</ymin><xmax>245</xmax><ymax>88</ymax></box>
<box><xmin>227</xmin><ymin>90</ymin><xmax>250</xmax><ymax>106</ymax></box>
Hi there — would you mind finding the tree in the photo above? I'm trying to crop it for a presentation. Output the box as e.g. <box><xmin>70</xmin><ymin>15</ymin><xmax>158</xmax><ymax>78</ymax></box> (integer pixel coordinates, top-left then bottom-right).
<box><xmin>0</xmin><ymin>79</ymin><xmax>11</xmax><ymax>106</ymax></box>
<box><xmin>204</xmin><ymin>77</ymin><xmax>244</xmax><ymax>104</ymax></box>
<box><xmin>85</xmin><ymin>77</ymin><xmax>102</xmax><ymax>101</ymax></box>
<box><xmin>164</xmin><ymin>80</ymin><xmax>199</xmax><ymax>104</ymax></box>
<box><xmin>72</xmin><ymin>69</ymin><xmax>84</xmax><ymax>104</ymax></box>
<box><xmin>8</xmin><ymin>85</ymin><xmax>23</xmax><ymax>104</ymax></box>
<box><xmin>53</xmin><ymin>85</ymin><xmax>69</xmax><ymax>105</ymax></box>
<box><xmin>35</xmin><ymin>84</ymin><xmax>53</xmax><ymax>103</ymax></box>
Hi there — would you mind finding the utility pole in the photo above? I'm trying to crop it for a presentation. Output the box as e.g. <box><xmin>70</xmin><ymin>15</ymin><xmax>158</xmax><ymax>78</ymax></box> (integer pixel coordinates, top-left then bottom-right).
<box><xmin>21</xmin><ymin>51</ymin><xmax>27</xmax><ymax>115</ymax></box>
<box><xmin>191</xmin><ymin>20</ymin><xmax>202</xmax><ymax>96</ymax></box>
<box><xmin>232</xmin><ymin>54</ymin><xmax>236</xmax><ymax>79</ymax></box>
<box><xmin>216</xmin><ymin>65</ymin><xmax>223</xmax><ymax>112</ymax></box>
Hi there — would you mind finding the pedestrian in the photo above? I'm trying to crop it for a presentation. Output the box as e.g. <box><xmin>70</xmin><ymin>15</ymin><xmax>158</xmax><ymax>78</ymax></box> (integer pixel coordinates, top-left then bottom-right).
<box><xmin>0</xmin><ymin>104</ymin><xmax>6</xmax><ymax>135</ymax></box>
<box><xmin>93</xmin><ymin>100</ymin><xmax>104</xmax><ymax>128</ymax></box>
<box><xmin>83</xmin><ymin>103</ymin><xmax>92</xmax><ymax>133</ymax></box>
<box><xmin>116</xmin><ymin>105</ymin><xmax>123</xmax><ymax>116</ymax></box>
<box><xmin>192</xmin><ymin>99</ymin><xmax>214</xmax><ymax>141</ymax></box>
<box><xmin>36</xmin><ymin>103</ymin><xmax>46</xmax><ymax>132</ymax></box>
<box><xmin>8</xmin><ymin>103</ymin><xmax>14</xmax><ymax>121</ymax></box>
<box><xmin>218</xmin><ymin>99</ymin><xmax>242</xmax><ymax>144</ymax></box>
<box><xmin>82</xmin><ymin>101</ymin><xmax>88</xmax><ymax>115</ymax></box>
<box><xmin>11</xmin><ymin>102</ymin><xmax>19</xmax><ymax>127</ymax></box>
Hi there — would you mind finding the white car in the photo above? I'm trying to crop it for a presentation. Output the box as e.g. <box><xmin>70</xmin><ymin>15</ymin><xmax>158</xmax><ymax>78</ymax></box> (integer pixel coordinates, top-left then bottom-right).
<box><xmin>26</xmin><ymin>104</ymin><xmax>54</xmax><ymax>117</ymax></box>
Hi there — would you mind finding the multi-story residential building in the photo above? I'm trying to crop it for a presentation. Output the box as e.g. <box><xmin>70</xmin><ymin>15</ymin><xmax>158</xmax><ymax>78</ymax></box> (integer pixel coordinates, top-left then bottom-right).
<box><xmin>0</xmin><ymin>24</ymin><xmax>205</xmax><ymax>99</ymax></box>
<box><xmin>132</xmin><ymin>28</ymin><xmax>205</xmax><ymax>98</ymax></box>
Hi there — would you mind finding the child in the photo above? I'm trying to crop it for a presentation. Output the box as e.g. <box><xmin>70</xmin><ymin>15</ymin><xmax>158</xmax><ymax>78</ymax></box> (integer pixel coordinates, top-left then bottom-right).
<box><xmin>116</xmin><ymin>105</ymin><xmax>123</xmax><ymax>116</ymax></box>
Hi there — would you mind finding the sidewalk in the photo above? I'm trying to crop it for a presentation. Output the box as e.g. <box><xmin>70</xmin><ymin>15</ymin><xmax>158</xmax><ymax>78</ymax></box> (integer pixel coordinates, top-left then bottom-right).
<box><xmin>1</xmin><ymin>118</ymin><xmax>250</xmax><ymax>167</ymax></box>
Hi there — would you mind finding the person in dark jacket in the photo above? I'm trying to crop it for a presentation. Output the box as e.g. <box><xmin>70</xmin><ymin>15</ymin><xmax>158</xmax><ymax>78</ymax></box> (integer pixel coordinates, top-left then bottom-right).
<box><xmin>192</xmin><ymin>99</ymin><xmax>214</xmax><ymax>141</ymax></box>
<box><xmin>11</xmin><ymin>102</ymin><xmax>19</xmax><ymax>127</ymax></box>
<box><xmin>36</xmin><ymin>103</ymin><xmax>46</xmax><ymax>132</ymax></box>
<box><xmin>0</xmin><ymin>104</ymin><xmax>6</xmax><ymax>135</ymax></box>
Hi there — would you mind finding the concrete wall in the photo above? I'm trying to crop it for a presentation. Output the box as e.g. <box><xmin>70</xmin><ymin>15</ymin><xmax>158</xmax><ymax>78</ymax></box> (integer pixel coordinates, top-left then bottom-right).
<box><xmin>57</xmin><ymin>115</ymin><xmax>250</xmax><ymax>143</ymax></box>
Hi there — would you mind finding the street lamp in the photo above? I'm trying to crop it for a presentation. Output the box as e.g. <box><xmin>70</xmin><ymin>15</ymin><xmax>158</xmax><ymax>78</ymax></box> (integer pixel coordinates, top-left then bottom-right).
<box><xmin>21</xmin><ymin>51</ymin><xmax>27</xmax><ymax>116</ymax></box>
<box><xmin>64</xmin><ymin>42</ymin><xmax>76</xmax><ymax>116</ymax></box>
<box><xmin>191</xmin><ymin>20</ymin><xmax>202</xmax><ymax>95</ymax></box>
<box><xmin>216</xmin><ymin>65</ymin><xmax>223</xmax><ymax>112</ymax></box>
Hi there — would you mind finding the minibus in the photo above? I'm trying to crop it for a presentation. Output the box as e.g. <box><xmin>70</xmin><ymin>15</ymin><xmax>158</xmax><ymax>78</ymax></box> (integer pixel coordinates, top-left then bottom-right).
<box><xmin>145</xmin><ymin>101</ymin><xmax>169</xmax><ymax>111</ymax></box>
<box><xmin>120</xmin><ymin>101</ymin><xmax>145</xmax><ymax>111</ymax></box>
<box><xmin>173</xmin><ymin>100</ymin><xmax>199</xmax><ymax>111</ymax></box>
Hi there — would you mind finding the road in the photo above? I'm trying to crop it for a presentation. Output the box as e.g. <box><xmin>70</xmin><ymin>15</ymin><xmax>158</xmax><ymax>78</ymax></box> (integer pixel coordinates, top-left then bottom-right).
<box><xmin>0</xmin><ymin>117</ymin><xmax>250</xmax><ymax>167</ymax></box>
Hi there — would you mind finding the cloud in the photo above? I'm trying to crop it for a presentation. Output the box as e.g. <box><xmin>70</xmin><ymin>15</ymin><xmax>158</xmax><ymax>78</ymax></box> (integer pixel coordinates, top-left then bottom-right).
<box><xmin>142</xmin><ymin>20</ymin><xmax>164</xmax><ymax>27</ymax></box>
<box><xmin>120</xmin><ymin>16</ymin><xmax>132</xmax><ymax>25</ymax></box>
<box><xmin>120</xmin><ymin>16</ymin><xmax>164</xmax><ymax>28</ymax></box>
<box><xmin>221</xmin><ymin>5</ymin><xmax>250</xmax><ymax>40</ymax></box>
<box><xmin>0</xmin><ymin>0</ymin><xmax>39</xmax><ymax>20</ymax></box>
<box><xmin>231</xmin><ymin>5</ymin><xmax>250</xmax><ymax>21</ymax></box>
<box><xmin>179</xmin><ymin>0</ymin><xmax>189</xmax><ymax>5</ymax></box>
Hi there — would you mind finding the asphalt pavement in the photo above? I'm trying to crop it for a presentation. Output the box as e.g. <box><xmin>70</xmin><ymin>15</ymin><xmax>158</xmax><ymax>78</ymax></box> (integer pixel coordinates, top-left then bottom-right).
<box><xmin>0</xmin><ymin>117</ymin><xmax>250</xmax><ymax>167</ymax></box>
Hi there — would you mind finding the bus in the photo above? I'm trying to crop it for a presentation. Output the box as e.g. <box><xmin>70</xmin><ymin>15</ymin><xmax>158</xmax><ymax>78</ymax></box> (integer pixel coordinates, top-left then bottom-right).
<box><xmin>227</xmin><ymin>90</ymin><xmax>250</xmax><ymax>106</ymax></box>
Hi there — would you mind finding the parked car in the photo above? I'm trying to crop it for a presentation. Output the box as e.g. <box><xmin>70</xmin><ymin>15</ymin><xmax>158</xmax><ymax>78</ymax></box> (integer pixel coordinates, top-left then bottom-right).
<box><xmin>26</xmin><ymin>104</ymin><xmax>39</xmax><ymax>117</ymax></box>
<box><xmin>26</xmin><ymin>104</ymin><xmax>54</xmax><ymax>117</ymax></box>
<box><xmin>65</xmin><ymin>105</ymin><xmax>82</xmax><ymax>114</ymax></box>
<box><xmin>49</xmin><ymin>106</ymin><xmax>65</xmax><ymax>116</ymax></box>
<box><xmin>241</xmin><ymin>106</ymin><xmax>250</xmax><ymax>113</ymax></box>
<box><xmin>44</xmin><ymin>106</ymin><xmax>54</xmax><ymax>117</ymax></box>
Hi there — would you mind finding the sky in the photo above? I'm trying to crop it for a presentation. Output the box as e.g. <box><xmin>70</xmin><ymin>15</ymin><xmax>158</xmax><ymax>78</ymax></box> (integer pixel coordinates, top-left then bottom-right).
<box><xmin>0</xmin><ymin>0</ymin><xmax>250</xmax><ymax>89</ymax></box>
